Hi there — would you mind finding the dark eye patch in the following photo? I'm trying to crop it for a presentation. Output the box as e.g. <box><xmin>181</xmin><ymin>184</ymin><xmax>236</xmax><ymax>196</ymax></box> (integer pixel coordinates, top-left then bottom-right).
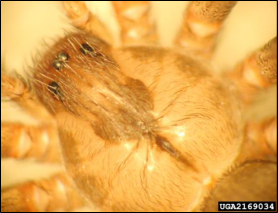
<box><xmin>80</xmin><ymin>43</ymin><xmax>96</xmax><ymax>55</ymax></box>
<box><xmin>48</xmin><ymin>81</ymin><xmax>59</xmax><ymax>95</ymax></box>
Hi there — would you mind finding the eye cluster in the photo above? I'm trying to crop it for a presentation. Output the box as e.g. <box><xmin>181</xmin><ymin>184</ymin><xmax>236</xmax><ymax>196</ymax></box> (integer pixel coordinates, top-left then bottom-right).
<box><xmin>52</xmin><ymin>43</ymin><xmax>100</xmax><ymax>73</ymax></box>
<box><xmin>48</xmin><ymin>52</ymin><xmax>70</xmax><ymax>97</ymax></box>
<box><xmin>47</xmin><ymin>41</ymin><xmax>104</xmax><ymax>98</ymax></box>
<box><xmin>53</xmin><ymin>52</ymin><xmax>70</xmax><ymax>71</ymax></box>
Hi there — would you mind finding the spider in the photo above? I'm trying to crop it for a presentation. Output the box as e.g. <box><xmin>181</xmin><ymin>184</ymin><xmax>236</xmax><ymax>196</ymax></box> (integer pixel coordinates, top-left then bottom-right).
<box><xmin>1</xmin><ymin>1</ymin><xmax>277</xmax><ymax>212</ymax></box>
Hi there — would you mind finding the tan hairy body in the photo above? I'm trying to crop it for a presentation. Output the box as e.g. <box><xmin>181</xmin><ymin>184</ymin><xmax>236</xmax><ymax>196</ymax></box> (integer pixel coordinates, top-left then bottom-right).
<box><xmin>1</xmin><ymin>1</ymin><xmax>277</xmax><ymax>212</ymax></box>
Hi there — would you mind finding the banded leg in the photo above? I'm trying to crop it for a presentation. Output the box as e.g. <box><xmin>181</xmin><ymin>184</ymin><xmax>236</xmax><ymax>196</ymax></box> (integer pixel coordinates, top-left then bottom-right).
<box><xmin>1</xmin><ymin>73</ymin><xmax>60</xmax><ymax>162</ymax></box>
<box><xmin>227</xmin><ymin>37</ymin><xmax>277</xmax><ymax>105</ymax></box>
<box><xmin>1</xmin><ymin>173</ymin><xmax>83</xmax><ymax>212</ymax></box>
<box><xmin>1</xmin><ymin>123</ymin><xmax>60</xmax><ymax>162</ymax></box>
<box><xmin>62</xmin><ymin>1</ymin><xmax>113</xmax><ymax>45</ymax></box>
<box><xmin>175</xmin><ymin>1</ymin><xmax>237</xmax><ymax>59</ymax></box>
<box><xmin>236</xmin><ymin>117</ymin><xmax>277</xmax><ymax>164</ymax></box>
<box><xmin>1</xmin><ymin>73</ymin><xmax>53</xmax><ymax>122</ymax></box>
<box><xmin>112</xmin><ymin>1</ymin><xmax>158</xmax><ymax>46</ymax></box>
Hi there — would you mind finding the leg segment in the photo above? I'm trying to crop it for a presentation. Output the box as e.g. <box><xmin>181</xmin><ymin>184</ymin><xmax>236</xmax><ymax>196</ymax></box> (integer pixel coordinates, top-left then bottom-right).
<box><xmin>175</xmin><ymin>1</ymin><xmax>237</xmax><ymax>59</ymax></box>
<box><xmin>1</xmin><ymin>73</ymin><xmax>53</xmax><ymax>122</ymax></box>
<box><xmin>1</xmin><ymin>123</ymin><xmax>60</xmax><ymax>162</ymax></box>
<box><xmin>236</xmin><ymin>117</ymin><xmax>277</xmax><ymax>164</ymax></box>
<box><xmin>62</xmin><ymin>1</ymin><xmax>113</xmax><ymax>45</ymax></box>
<box><xmin>1</xmin><ymin>173</ymin><xmax>83</xmax><ymax>212</ymax></box>
<box><xmin>112</xmin><ymin>1</ymin><xmax>158</xmax><ymax>46</ymax></box>
<box><xmin>227</xmin><ymin>37</ymin><xmax>277</xmax><ymax>105</ymax></box>
<box><xmin>1</xmin><ymin>73</ymin><xmax>60</xmax><ymax>162</ymax></box>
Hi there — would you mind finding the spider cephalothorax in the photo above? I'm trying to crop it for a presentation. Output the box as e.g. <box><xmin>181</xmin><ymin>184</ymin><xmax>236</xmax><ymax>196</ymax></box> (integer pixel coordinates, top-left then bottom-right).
<box><xmin>1</xmin><ymin>1</ymin><xmax>277</xmax><ymax>212</ymax></box>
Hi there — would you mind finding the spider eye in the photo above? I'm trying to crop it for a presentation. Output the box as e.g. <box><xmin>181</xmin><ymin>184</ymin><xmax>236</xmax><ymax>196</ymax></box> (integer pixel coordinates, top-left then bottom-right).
<box><xmin>53</xmin><ymin>52</ymin><xmax>70</xmax><ymax>71</ymax></box>
<box><xmin>48</xmin><ymin>81</ymin><xmax>59</xmax><ymax>95</ymax></box>
<box><xmin>80</xmin><ymin>43</ymin><xmax>94</xmax><ymax>55</ymax></box>
<box><xmin>58</xmin><ymin>52</ymin><xmax>70</xmax><ymax>61</ymax></box>
<box><xmin>53</xmin><ymin>60</ymin><xmax>63</xmax><ymax>71</ymax></box>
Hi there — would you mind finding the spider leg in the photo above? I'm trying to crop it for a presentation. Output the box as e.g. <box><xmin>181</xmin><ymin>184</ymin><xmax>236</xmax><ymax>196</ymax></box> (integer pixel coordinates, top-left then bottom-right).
<box><xmin>227</xmin><ymin>37</ymin><xmax>277</xmax><ymax>105</ymax></box>
<box><xmin>236</xmin><ymin>117</ymin><xmax>277</xmax><ymax>164</ymax></box>
<box><xmin>1</xmin><ymin>74</ymin><xmax>60</xmax><ymax>162</ymax></box>
<box><xmin>1</xmin><ymin>123</ymin><xmax>60</xmax><ymax>162</ymax></box>
<box><xmin>175</xmin><ymin>1</ymin><xmax>237</xmax><ymax>59</ymax></box>
<box><xmin>112</xmin><ymin>1</ymin><xmax>158</xmax><ymax>46</ymax></box>
<box><xmin>1</xmin><ymin>173</ymin><xmax>84</xmax><ymax>212</ymax></box>
<box><xmin>1</xmin><ymin>73</ymin><xmax>53</xmax><ymax>121</ymax></box>
<box><xmin>62</xmin><ymin>1</ymin><xmax>113</xmax><ymax>45</ymax></box>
